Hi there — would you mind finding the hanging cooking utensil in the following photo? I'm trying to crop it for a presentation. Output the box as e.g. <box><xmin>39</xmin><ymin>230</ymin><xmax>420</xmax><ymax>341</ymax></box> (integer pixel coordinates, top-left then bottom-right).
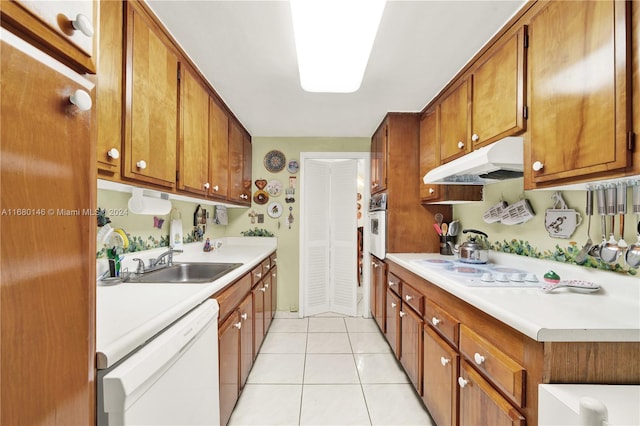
<box><xmin>575</xmin><ymin>185</ymin><xmax>593</xmax><ymax>265</ymax></box>
<box><xmin>591</xmin><ymin>185</ymin><xmax>607</xmax><ymax>259</ymax></box>
<box><xmin>625</xmin><ymin>181</ymin><xmax>640</xmax><ymax>268</ymax></box>
<box><xmin>600</xmin><ymin>184</ymin><xmax>621</xmax><ymax>264</ymax></box>
<box><xmin>616</xmin><ymin>181</ymin><xmax>628</xmax><ymax>252</ymax></box>
<box><xmin>448</xmin><ymin>220</ymin><xmax>461</xmax><ymax>236</ymax></box>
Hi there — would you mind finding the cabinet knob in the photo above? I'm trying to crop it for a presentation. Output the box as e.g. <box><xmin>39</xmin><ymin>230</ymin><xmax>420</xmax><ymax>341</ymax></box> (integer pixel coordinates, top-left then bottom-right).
<box><xmin>265</xmin><ymin>283</ymin><xmax>269</xmax><ymax>289</ymax></box>
<box><xmin>372</xmin><ymin>262</ymin><xmax>378</xmax><ymax>268</ymax></box>
<box><xmin>431</xmin><ymin>317</ymin><xmax>441</xmax><ymax>326</ymax></box>
<box><xmin>136</xmin><ymin>160</ymin><xmax>147</xmax><ymax>170</ymax></box>
<box><xmin>457</xmin><ymin>141</ymin><xmax>465</xmax><ymax>149</ymax></box>
<box><xmin>471</xmin><ymin>134</ymin><xmax>479</xmax><ymax>142</ymax></box>
<box><xmin>440</xmin><ymin>357</ymin><xmax>450</xmax><ymax>366</ymax></box>
<box><xmin>272</xmin><ymin>272</ymin><xmax>276</xmax><ymax>277</ymax></box>
<box><xmin>256</xmin><ymin>272</ymin><xmax>262</xmax><ymax>278</ymax></box>
<box><xmin>429</xmin><ymin>187</ymin><xmax>435</xmax><ymax>194</ymax></box>
<box><xmin>241</xmin><ymin>313</ymin><xmax>248</xmax><ymax>321</ymax></box>
<box><xmin>212</xmin><ymin>185</ymin><xmax>219</xmax><ymax>192</ymax></box>
<box><xmin>107</xmin><ymin>148</ymin><xmax>120</xmax><ymax>159</ymax></box>
<box><xmin>390</xmin><ymin>302</ymin><xmax>397</xmax><ymax>309</ymax></box>
<box><xmin>69</xmin><ymin>89</ymin><xmax>92</xmax><ymax>111</ymax></box>
<box><xmin>458</xmin><ymin>377</ymin><xmax>469</xmax><ymax>388</ymax></box>
<box><xmin>203</xmin><ymin>182</ymin><xmax>210</xmax><ymax>190</ymax></box>
<box><xmin>474</xmin><ymin>353</ymin><xmax>485</xmax><ymax>365</ymax></box>
<box><xmin>260</xmin><ymin>286</ymin><xmax>266</xmax><ymax>292</ymax></box>
<box><xmin>405</xmin><ymin>295</ymin><xmax>413</xmax><ymax>302</ymax></box>
<box><xmin>387</xmin><ymin>280</ymin><xmax>394</xmax><ymax>287</ymax></box>
<box><xmin>234</xmin><ymin>321</ymin><xmax>242</xmax><ymax>329</ymax></box>
<box><xmin>532</xmin><ymin>161</ymin><xmax>544</xmax><ymax>171</ymax></box>
<box><xmin>399</xmin><ymin>311</ymin><xmax>406</xmax><ymax>318</ymax></box>
<box><xmin>71</xmin><ymin>13</ymin><xmax>94</xmax><ymax>38</ymax></box>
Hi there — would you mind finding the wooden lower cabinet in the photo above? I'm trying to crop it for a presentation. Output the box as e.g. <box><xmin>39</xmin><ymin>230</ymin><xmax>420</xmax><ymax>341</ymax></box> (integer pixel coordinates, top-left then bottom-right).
<box><xmin>400</xmin><ymin>304</ymin><xmax>423</xmax><ymax>394</ymax></box>
<box><xmin>264</xmin><ymin>273</ymin><xmax>273</xmax><ymax>333</ymax></box>
<box><xmin>219</xmin><ymin>311</ymin><xmax>241</xmax><ymax>426</ymax></box>
<box><xmin>371</xmin><ymin>256</ymin><xmax>387</xmax><ymax>332</ymax></box>
<box><xmin>238</xmin><ymin>295</ymin><xmax>253</xmax><ymax>389</ymax></box>
<box><xmin>385</xmin><ymin>288</ymin><xmax>401</xmax><ymax>358</ymax></box>
<box><xmin>252</xmin><ymin>282</ymin><xmax>266</xmax><ymax>356</ymax></box>
<box><xmin>458</xmin><ymin>361</ymin><xmax>525</xmax><ymax>426</ymax></box>
<box><xmin>423</xmin><ymin>325</ymin><xmax>459</xmax><ymax>426</ymax></box>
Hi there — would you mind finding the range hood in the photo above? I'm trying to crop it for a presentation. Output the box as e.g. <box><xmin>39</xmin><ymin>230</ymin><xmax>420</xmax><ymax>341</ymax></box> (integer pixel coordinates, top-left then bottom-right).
<box><xmin>423</xmin><ymin>137</ymin><xmax>524</xmax><ymax>185</ymax></box>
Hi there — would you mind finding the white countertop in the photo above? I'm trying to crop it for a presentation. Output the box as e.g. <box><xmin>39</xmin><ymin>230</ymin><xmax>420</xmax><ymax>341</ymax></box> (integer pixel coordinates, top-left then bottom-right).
<box><xmin>386</xmin><ymin>252</ymin><xmax>640</xmax><ymax>342</ymax></box>
<box><xmin>96</xmin><ymin>237</ymin><xmax>277</xmax><ymax>369</ymax></box>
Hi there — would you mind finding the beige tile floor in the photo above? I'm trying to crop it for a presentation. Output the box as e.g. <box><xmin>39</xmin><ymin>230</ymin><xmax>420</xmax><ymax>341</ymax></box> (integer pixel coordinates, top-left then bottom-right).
<box><xmin>228</xmin><ymin>312</ymin><xmax>435</xmax><ymax>426</ymax></box>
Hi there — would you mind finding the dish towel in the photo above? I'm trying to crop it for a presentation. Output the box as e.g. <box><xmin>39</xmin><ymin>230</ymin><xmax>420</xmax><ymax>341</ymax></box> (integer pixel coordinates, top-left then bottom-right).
<box><xmin>214</xmin><ymin>206</ymin><xmax>228</xmax><ymax>225</ymax></box>
<box><xmin>171</xmin><ymin>219</ymin><xmax>183</xmax><ymax>249</ymax></box>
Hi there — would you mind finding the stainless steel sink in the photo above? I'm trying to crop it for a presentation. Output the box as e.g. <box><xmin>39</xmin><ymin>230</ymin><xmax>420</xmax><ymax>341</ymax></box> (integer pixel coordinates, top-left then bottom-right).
<box><xmin>130</xmin><ymin>262</ymin><xmax>242</xmax><ymax>283</ymax></box>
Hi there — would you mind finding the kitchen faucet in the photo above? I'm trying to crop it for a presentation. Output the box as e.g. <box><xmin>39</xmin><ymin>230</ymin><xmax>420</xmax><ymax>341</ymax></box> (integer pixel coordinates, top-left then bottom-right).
<box><xmin>149</xmin><ymin>247</ymin><xmax>183</xmax><ymax>269</ymax></box>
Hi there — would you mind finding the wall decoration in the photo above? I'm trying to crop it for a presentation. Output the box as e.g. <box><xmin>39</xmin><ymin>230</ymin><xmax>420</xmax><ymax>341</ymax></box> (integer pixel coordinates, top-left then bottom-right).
<box><xmin>153</xmin><ymin>216</ymin><xmax>165</xmax><ymax>229</ymax></box>
<box><xmin>255</xmin><ymin>178</ymin><xmax>267</xmax><ymax>190</ymax></box>
<box><xmin>264</xmin><ymin>150</ymin><xmax>286</xmax><ymax>173</ymax></box>
<box><xmin>287</xmin><ymin>206</ymin><xmax>294</xmax><ymax>229</ymax></box>
<box><xmin>248</xmin><ymin>210</ymin><xmax>257</xmax><ymax>224</ymax></box>
<box><xmin>287</xmin><ymin>159</ymin><xmax>299</xmax><ymax>174</ymax></box>
<box><xmin>253</xmin><ymin>190</ymin><xmax>269</xmax><ymax>205</ymax></box>
<box><xmin>266</xmin><ymin>179</ymin><xmax>283</xmax><ymax>197</ymax></box>
<box><xmin>267</xmin><ymin>201</ymin><xmax>283</xmax><ymax>218</ymax></box>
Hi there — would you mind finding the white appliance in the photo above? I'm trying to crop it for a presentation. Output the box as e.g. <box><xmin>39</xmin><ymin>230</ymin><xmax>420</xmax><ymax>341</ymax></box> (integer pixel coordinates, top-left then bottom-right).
<box><xmin>539</xmin><ymin>384</ymin><xmax>640</xmax><ymax>426</ymax></box>
<box><xmin>368</xmin><ymin>193</ymin><xmax>387</xmax><ymax>259</ymax></box>
<box><xmin>423</xmin><ymin>137</ymin><xmax>524</xmax><ymax>184</ymax></box>
<box><xmin>98</xmin><ymin>299</ymin><xmax>220</xmax><ymax>426</ymax></box>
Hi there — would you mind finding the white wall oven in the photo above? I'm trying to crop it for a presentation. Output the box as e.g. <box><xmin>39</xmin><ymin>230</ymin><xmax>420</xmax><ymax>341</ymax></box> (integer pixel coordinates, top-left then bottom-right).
<box><xmin>368</xmin><ymin>193</ymin><xmax>387</xmax><ymax>259</ymax></box>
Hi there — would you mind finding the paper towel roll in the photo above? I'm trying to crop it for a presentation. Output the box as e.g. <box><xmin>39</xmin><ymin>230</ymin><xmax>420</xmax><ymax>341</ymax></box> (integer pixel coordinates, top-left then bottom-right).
<box><xmin>127</xmin><ymin>188</ymin><xmax>172</xmax><ymax>215</ymax></box>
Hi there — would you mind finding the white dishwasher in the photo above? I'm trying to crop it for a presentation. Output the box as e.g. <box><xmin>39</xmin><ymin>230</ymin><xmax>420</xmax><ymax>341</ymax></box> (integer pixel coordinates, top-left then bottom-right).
<box><xmin>98</xmin><ymin>299</ymin><xmax>220</xmax><ymax>426</ymax></box>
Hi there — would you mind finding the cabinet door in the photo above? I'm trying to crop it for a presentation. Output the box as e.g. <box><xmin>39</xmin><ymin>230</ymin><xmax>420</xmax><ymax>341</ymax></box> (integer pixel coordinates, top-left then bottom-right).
<box><xmin>440</xmin><ymin>79</ymin><xmax>471</xmax><ymax>163</ymax></box>
<box><xmin>238</xmin><ymin>295</ymin><xmax>253</xmax><ymax>389</ymax></box>
<box><xmin>270</xmin><ymin>264</ymin><xmax>278</xmax><ymax>315</ymax></box>
<box><xmin>370</xmin><ymin>123</ymin><xmax>388</xmax><ymax>193</ymax></box>
<box><xmin>178</xmin><ymin>64</ymin><xmax>209</xmax><ymax>195</ymax></box>
<box><xmin>208</xmin><ymin>97</ymin><xmax>229</xmax><ymax>199</ymax></box>
<box><xmin>218</xmin><ymin>311</ymin><xmax>241</xmax><ymax>426</ymax></box>
<box><xmin>263</xmin><ymin>273</ymin><xmax>273</xmax><ymax>333</ymax></box>
<box><xmin>242</xmin><ymin>132</ymin><xmax>252</xmax><ymax>204</ymax></box>
<box><xmin>419</xmin><ymin>107</ymin><xmax>441</xmax><ymax>201</ymax></box>
<box><xmin>458</xmin><ymin>361</ymin><xmax>525</xmax><ymax>426</ymax></box>
<box><xmin>1</xmin><ymin>30</ymin><xmax>95</xmax><ymax>426</ymax></box>
<box><xmin>400</xmin><ymin>304</ymin><xmax>423</xmax><ymax>394</ymax></box>
<box><xmin>472</xmin><ymin>26</ymin><xmax>527</xmax><ymax>148</ymax></box>
<box><xmin>252</xmin><ymin>283</ymin><xmax>265</xmax><ymax>357</ymax></box>
<box><xmin>228</xmin><ymin>119</ymin><xmax>247</xmax><ymax>204</ymax></box>
<box><xmin>527</xmin><ymin>0</ymin><xmax>631</xmax><ymax>186</ymax></box>
<box><xmin>123</xmin><ymin>3</ymin><xmax>178</xmax><ymax>188</ymax></box>
<box><xmin>2</xmin><ymin>0</ymin><xmax>96</xmax><ymax>72</ymax></box>
<box><xmin>423</xmin><ymin>325</ymin><xmax>459</xmax><ymax>426</ymax></box>
<box><xmin>385</xmin><ymin>289</ymin><xmax>401</xmax><ymax>359</ymax></box>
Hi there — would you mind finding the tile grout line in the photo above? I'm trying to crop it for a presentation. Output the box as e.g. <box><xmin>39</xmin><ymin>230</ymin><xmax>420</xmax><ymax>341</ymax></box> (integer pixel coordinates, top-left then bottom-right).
<box><xmin>345</xmin><ymin>317</ymin><xmax>374</xmax><ymax>426</ymax></box>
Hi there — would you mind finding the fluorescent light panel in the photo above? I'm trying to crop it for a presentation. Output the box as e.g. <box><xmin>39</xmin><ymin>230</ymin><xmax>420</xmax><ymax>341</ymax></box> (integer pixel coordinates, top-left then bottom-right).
<box><xmin>290</xmin><ymin>0</ymin><xmax>386</xmax><ymax>93</ymax></box>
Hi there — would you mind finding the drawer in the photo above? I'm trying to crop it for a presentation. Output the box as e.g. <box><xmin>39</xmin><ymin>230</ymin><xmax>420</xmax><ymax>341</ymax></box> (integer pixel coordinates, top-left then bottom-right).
<box><xmin>459</xmin><ymin>324</ymin><xmax>525</xmax><ymax>407</ymax></box>
<box><xmin>251</xmin><ymin>263</ymin><xmax>263</xmax><ymax>285</ymax></box>
<box><xmin>270</xmin><ymin>253</ymin><xmax>277</xmax><ymax>266</ymax></box>
<box><xmin>387</xmin><ymin>272</ymin><xmax>402</xmax><ymax>296</ymax></box>
<box><xmin>262</xmin><ymin>258</ymin><xmax>271</xmax><ymax>274</ymax></box>
<box><xmin>401</xmin><ymin>282</ymin><xmax>424</xmax><ymax>316</ymax></box>
<box><xmin>425</xmin><ymin>299</ymin><xmax>460</xmax><ymax>348</ymax></box>
<box><xmin>214</xmin><ymin>273</ymin><xmax>251</xmax><ymax>323</ymax></box>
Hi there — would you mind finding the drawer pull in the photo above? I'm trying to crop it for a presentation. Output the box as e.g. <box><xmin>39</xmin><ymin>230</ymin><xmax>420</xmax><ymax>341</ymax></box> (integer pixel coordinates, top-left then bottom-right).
<box><xmin>272</xmin><ymin>273</ymin><xmax>276</xmax><ymax>277</ymax></box>
<box><xmin>234</xmin><ymin>322</ymin><xmax>242</xmax><ymax>329</ymax></box>
<box><xmin>388</xmin><ymin>280</ymin><xmax>395</xmax><ymax>287</ymax></box>
<box><xmin>256</xmin><ymin>272</ymin><xmax>262</xmax><ymax>278</ymax></box>
<box><xmin>241</xmin><ymin>313</ymin><xmax>248</xmax><ymax>321</ymax></box>
<box><xmin>474</xmin><ymin>353</ymin><xmax>486</xmax><ymax>365</ymax></box>
<box><xmin>372</xmin><ymin>262</ymin><xmax>379</xmax><ymax>268</ymax></box>
<box><xmin>260</xmin><ymin>287</ymin><xmax>266</xmax><ymax>293</ymax></box>
<box><xmin>399</xmin><ymin>311</ymin><xmax>406</xmax><ymax>318</ymax></box>
<box><xmin>431</xmin><ymin>317</ymin><xmax>441</xmax><ymax>326</ymax></box>
<box><xmin>405</xmin><ymin>295</ymin><xmax>413</xmax><ymax>302</ymax></box>
<box><xmin>390</xmin><ymin>302</ymin><xmax>397</xmax><ymax>309</ymax></box>
<box><xmin>265</xmin><ymin>283</ymin><xmax>269</xmax><ymax>289</ymax></box>
<box><xmin>440</xmin><ymin>357</ymin><xmax>450</xmax><ymax>366</ymax></box>
<box><xmin>458</xmin><ymin>377</ymin><xmax>468</xmax><ymax>388</ymax></box>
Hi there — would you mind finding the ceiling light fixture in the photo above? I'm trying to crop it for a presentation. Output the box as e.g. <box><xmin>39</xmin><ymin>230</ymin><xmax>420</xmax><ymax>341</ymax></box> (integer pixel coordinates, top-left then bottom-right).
<box><xmin>290</xmin><ymin>0</ymin><xmax>386</xmax><ymax>93</ymax></box>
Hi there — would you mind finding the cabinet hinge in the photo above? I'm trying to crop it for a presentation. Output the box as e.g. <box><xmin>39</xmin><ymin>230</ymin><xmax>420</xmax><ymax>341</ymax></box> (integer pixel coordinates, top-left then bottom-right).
<box><xmin>523</xmin><ymin>105</ymin><xmax>528</xmax><ymax>119</ymax></box>
<box><xmin>629</xmin><ymin>132</ymin><xmax>636</xmax><ymax>151</ymax></box>
<box><xmin>176</xmin><ymin>170</ymin><xmax>180</xmax><ymax>181</ymax></box>
<box><xmin>523</xmin><ymin>33</ymin><xmax>529</xmax><ymax>49</ymax></box>
<box><xmin>177</xmin><ymin>68</ymin><xmax>181</xmax><ymax>81</ymax></box>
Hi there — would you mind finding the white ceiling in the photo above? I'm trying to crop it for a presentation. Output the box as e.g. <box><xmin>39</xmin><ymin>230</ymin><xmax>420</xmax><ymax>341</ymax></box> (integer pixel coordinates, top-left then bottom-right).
<box><xmin>146</xmin><ymin>0</ymin><xmax>527</xmax><ymax>138</ymax></box>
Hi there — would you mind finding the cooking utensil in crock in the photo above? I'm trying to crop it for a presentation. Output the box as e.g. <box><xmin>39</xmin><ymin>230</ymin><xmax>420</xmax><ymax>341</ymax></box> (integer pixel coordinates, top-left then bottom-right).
<box><xmin>600</xmin><ymin>184</ymin><xmax>621</xmax><ymax>264</ymax></box>
<box><xmin>447</xmin><ymin>229</ymin><xmax>489</xmax><ymax>264</ymax></box>
<box><xmin>591</xmin><ymin>185</ymin><xmax>607</xmax><ymax>260</ymax></box>
<box><xmin>625</xmin><ymin>221</ymin><xmax>640</xmax><ymax>268</ymax></box>
<box><xmin>448</xmin><ymin>220</ymin><xmax>461</xmax><ymax>236</ymax></box>
<box><xmin>575</xmin><ymin>186</ymin><xmax>593</xmax><ymax>265</ymax></box>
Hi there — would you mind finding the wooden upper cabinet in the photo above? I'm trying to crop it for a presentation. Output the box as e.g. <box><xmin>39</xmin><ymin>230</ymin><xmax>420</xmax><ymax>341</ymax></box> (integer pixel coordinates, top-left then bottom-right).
<box><xmin>370</xmin><ymin>122</ymin><xmax>388</xmax><ymax>194</ymax></box>
<box><xmin>242</xmin><ymin>131</ymin><xmax>252</xmax><ymax>202</ymax></box>
<box><xmin>228</xmin><ymin>118</ymin><xmax>248</xmax><ymax>204</ymax></box>
<box><xmin>123</xmin><ymin>2</ymin><xmax>178</xmax><ymax>188</ymax></box>
<box><xmin>526</xmin><ymin>0</ymin><xmax>632</xmax><ymax>187</ymax></box>
<box><xmin>208</xmin><ymin>97</ymin><xmax>230</xmax><ymax>199</ymax></box>
<box><xmin>471</xmin><ymin>26</ymin><xmax>527</xmax><ymax>149</ymax></box>
<box><xmin>420</xmin><ymin>108</ymin><xmax>440</xmax><ymax>201</ymax></box>
<box><xmin>439</xmin><ymin>79</ymin><xmax>471</xmax><ymax>164</ymax></box>
<box><xmin>1</xmin><ymin>0</ymin><xmax>97</xmax><ymax>73</ymax></box>
<box><xmin>178</xmin><ymin>64</ymin><xmax>209</xmax><ymax>195</ymax></box>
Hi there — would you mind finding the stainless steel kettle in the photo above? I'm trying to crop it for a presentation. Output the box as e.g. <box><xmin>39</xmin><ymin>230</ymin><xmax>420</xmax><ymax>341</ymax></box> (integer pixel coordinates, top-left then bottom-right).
<box><xmin>447</xmin><ymin>229</ymin><xmax>490</xmax><ymax>264</ymax></box>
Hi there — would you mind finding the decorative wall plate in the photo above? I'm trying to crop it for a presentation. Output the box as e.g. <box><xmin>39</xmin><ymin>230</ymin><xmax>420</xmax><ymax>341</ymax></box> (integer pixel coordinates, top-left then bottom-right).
<box><xmin>267</xmin><ymin>201</ymin><xmax>283</xmax><ymax>218</ymax></box>
<box><xmin>264</xmin><ymin>150</ymin><xmax>286</xmax><ymax>173</ymax></box>
<box><xmin>266</xmin><ymin>179</ymin><xmax>283</xmax><ymax>197</ymax></box>
<box><xmin>253</xmin><ymin>190</ymin><xmax>269</xmax><ymax>205</ymax></box>
<box><xmin>287</xmin><ymin>159</ymin><xmax>299</xmax><ymax>174</ymax></box>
